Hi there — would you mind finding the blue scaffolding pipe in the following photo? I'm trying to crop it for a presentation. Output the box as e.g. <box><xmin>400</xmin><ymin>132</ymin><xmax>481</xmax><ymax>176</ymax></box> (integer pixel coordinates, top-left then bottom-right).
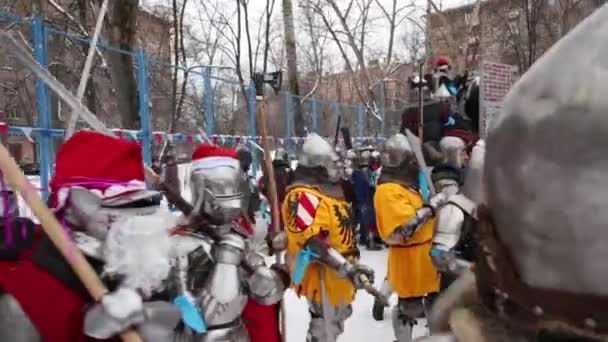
<box><xmin>46</xmin><ymin>27</ymin><xmax>136</xmax><ymax>56</ymax></box>
<box><xmin>146</xmin><ymin>60</ymin><xmax>241</xmax><ymax>85</ymax></box>
<box><xmin>248</xmin><ymin>80</ymin><xmax>257</xmax><ymax>178</ymax></box>
<box><xmin>7</xmin><ymin>127</ymin><xmax>65</xmax><ymax>137</ymax></box>
<box><xmin>33</xmin><ymin>15</ymin><xmax>51</xmax><ymax>200</ymax></box>
<box><xmin>136</xmin><ymin>49</ymin><xmax>152</xmax><ymax>166</ymax></box>
<box><xmin>0</xmin><ymin>10</ymin><xmax>393</xmax><ymax>182</ymax></box>
<box><xmin>203</xmin><ymin>68</ymin><xmax>214</xmax><ymax>136</ymax></box>
<box><xmin>0</xmin><ymin>12</ymin><xmax>32</xmax><ymax>24</ymax></box>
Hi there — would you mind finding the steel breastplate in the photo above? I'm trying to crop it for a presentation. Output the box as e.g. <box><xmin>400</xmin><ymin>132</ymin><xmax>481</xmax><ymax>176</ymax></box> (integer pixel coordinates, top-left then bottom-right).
<box><xmin>175</xmin><ymin>234</ymin><xmax>249</xmax><ymax>330</ymax></box>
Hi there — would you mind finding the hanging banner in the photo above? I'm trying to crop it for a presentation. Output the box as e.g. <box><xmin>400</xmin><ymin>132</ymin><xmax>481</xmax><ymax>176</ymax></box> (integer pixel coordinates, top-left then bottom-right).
<box><xmin>479</xmin><ymin>61</ymin><xmax>517</xmax><ymax>138</ymax></box>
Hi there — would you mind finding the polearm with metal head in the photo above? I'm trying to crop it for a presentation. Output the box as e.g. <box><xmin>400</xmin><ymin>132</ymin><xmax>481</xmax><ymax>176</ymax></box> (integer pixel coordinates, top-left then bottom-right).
<box><xmin>0</xmin><ymin>31</ymin><xmax>140</xmax><ymax>342</ymax></box>
<box><xmin>252</xmin><ymin>71</ymin><xmax>288</xmax><ymax>342</ymax></box>
<box><xmin>409</xmin><ymin>59</ymin><xmax>427</xmax><ymax>142</ymax></box>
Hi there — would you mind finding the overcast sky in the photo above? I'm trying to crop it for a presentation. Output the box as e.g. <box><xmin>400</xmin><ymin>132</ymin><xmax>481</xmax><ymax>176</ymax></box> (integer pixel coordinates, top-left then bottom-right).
<box><xmin>142</xmin><ymin>0</ymin><xmax>473</xmax><ymax>72</ymax></box>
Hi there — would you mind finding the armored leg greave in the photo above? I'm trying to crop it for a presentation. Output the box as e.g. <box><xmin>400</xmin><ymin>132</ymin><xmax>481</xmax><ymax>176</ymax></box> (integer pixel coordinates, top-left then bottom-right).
<box><xmin>392</xmin><ymin>297</ymin><xmax>426</xmax><ymax>342</ymax></box>
<box><xmin>306</xmin><ymin>301</ymin><xmax>352</xmax><ymax>342</ymax></box>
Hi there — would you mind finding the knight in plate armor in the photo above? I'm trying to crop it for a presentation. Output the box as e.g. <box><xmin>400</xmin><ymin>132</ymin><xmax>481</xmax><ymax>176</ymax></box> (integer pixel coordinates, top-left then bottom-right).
<box><xmin>0</xmin><ymin>131</ymin><xmax>181</xmax><ymax>342</ymax></box>
<box><xmin>420</xmin><ymin>6</ymin><xmax>608</xmax><ymax>341</ymax></box>
<box><xmin>283</xmin><ymin>133</ymin><xmax>375</xmax><ymax>342</ymax></box>
<box><xmin>169</xmin><ymin>144</ymin><xmax>289</xmax><ymax>342</ymax></box>
<box><xmin>374</xmin><ymin>133</ymin><xmax>447</xmax><ymax>342</ymax></box>
<box><xmin>433</xmin><ymin>57</ymin><xmax>458</xmax><ymax>100</ymax></box>
<box><xmin>430</xmin><ymin>136</ymin><xmax>480</xmax><ymax>288</ymax></box>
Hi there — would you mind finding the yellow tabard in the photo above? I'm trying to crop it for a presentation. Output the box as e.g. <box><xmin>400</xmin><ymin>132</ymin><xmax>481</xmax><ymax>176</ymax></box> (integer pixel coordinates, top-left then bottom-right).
<box><xmin>374</xmin><ymin>182</ymin><xmax>440</xmax><ymax>298</ymax></box>
<box><xmin>282</xmin><ymin>185</ymin><xmax>357</xmax><ymax>306</ymax></box>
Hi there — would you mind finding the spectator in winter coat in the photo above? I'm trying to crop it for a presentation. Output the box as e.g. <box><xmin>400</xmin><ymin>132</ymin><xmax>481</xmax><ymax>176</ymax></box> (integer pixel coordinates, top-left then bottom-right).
<box><xmin>352</xmin><ymin>147</ymin><xmax>382</xmax><ymax>250</ymax></box>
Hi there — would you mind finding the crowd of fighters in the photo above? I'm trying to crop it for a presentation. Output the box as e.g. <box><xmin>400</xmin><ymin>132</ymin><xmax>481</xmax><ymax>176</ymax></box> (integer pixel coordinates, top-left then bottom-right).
<box><xmin>0</xmin><ymin>5</ymin><xmax>607</xmax><ymax>342</ymax></box>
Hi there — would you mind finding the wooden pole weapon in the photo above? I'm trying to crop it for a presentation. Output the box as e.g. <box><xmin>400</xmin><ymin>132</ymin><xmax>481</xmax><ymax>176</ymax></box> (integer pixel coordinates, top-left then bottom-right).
<box><xmin>255</xmin><ymin>93</ymin><xmax>288</xmax><ymax>342</ymax></box>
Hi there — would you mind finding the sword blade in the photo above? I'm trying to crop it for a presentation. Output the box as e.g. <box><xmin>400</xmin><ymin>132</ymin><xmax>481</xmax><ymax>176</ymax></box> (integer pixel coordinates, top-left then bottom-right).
<box><xmin>404</xmin><ymin>129</ymin><xmax>436</xmax><ymax>196</ymax></box>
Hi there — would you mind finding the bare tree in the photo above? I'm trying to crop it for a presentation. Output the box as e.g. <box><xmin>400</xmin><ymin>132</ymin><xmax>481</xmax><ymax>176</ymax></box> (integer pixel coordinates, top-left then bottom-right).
<box><xmin>302</xmin><ymin>0</ymin><xmax>383</xmax><ymax>119</ymax></box>
<box><xmin>542</xmin><ymin>0</ymin><xmax>588</xmax><ymax>43</ymax></box>
<box><xmin>282</xmin><ymin>0</ymin><xmax>305</xmax><ymax>135</ymax></box>
<box><xmin>106</xmin><ymin>0</ymin><xmax>140</xmax><ymax>129</ymax></box>
<box><xmin>299</xmin><ymin>3</ymin><xmax>329</xmax><ymax>98</ymax></box>
<box><xmin>374</xmin><ymin>0</ymin><xmax>416</xmax><ymax>70</ymax></box>
<box><xmin>169</xmin><ymin>0</ymin><xmax>189</xmax><ymax>133</ymax></box>
<box><xmin>496</xmin><ymin>0</ymin><xmax>548</xmax><ymax>72</ymax></box>
<box><xmin>401</xmin><ymin>26</ymin><xmax>424</xmax><ymax>64</ymax></box>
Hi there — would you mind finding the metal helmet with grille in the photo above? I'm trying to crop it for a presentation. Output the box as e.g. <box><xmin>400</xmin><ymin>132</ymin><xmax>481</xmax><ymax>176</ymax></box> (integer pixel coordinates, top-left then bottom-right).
<box><xmin>357</xmin><ymin>145</ymin><xmax>373</xmax><ymax>167</ymax></box>
<box><xmin>298</xmin><ymin>133</ymin><xmax>342</xmax><ymax>182</ymax></box>
<box><xmin>380</xmin><ymin>133</ymin><xmax>413</xmax><ymax>168</ymax></box>
<box><xmin>273</xmin><ymin>147</ymin><xmax>289</xmax><ymax>166</ymax></box>
<box><xmin>439</xmin><ymin>136</ymin><xmax>467</xmax><ymax>169</ymax></box>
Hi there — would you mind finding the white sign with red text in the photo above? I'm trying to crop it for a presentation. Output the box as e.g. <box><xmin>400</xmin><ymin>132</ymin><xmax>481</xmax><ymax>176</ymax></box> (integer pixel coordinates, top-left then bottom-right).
<box><xmin>479</xmin><ymin>61</ymin><xmax>517</xmax><ymax>138</ymax></box>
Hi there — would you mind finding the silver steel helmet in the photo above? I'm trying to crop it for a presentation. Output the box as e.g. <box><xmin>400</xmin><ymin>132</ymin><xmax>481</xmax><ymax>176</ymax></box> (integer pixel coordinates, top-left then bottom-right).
<box><xmin>370</xmin><ymin>149</ymin><xmax>380</xmax><ymax>162</ymax></box>
<box><xmin>482</xmin><ymin>6</ymin><xmax>608</xmax><ymax>335</ymax></box>
<box><xmin>298</xmin><ymin>133</ymin><xmax>342</xmax><ymax>182</ymax></box>
<box><xmin>345</xmin><ymin>149</ymin><xmax>358</xmax><ymax>162</ymax></box>
<box><xmin>274</xmin><ymin>147</ymin><xmax>288</xmax><ymax>165</ymax></box>
<box><xmin>344</xmin><ymin>149</ymin><xmax>358</xmax><ymax>176</ymax></box>
<box><xmin>462</xmin><ymin>139</ymin><xmax>485</xmax><ymax>204</ymax></box>
<box><xmin>190</xmin><ymin>158</ymin><xmax>247</xmax><ymax>226</ymax></box>
<box><xmin>358</xmin><ymin>146</ymin><xmax>373</xmax><ymax>167</ymax></box>
<box><xmin>439</xmin><ymin>136</ymin><xmax>467</xmax><ymax>169</ymax></box>
<box><xmin>380</xmin><ymin>133</ymin><xmax>414</xmax><ymax>168</ymax></box>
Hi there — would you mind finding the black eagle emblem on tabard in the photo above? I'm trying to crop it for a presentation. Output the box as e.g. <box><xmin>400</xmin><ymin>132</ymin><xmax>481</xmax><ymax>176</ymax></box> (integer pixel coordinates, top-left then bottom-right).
<box><xmin>333</xmin><ymin>204</ymin><xmax>355</xmax><ymax>248</ymax></box>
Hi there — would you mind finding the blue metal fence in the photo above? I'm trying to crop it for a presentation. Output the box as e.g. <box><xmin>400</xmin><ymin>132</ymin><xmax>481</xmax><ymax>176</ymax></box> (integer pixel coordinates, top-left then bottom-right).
<box><xmin>0</xmin><ymin>11</ymin><xmax>392</xmax><ymax>194</ymax></box>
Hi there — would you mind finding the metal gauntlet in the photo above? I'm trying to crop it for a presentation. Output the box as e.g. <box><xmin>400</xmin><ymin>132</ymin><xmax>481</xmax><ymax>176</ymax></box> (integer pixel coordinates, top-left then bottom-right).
<box><xmin>247</xmin><ymin>265</ymin><xmax>289</xmax><ymax>305</ymax></box>
<box><xmin>204</xmin><ymin>233</ymin><xmax>246</xmax><ymax>311</ymax></box>
<box><xmin>304</xmin><ymin>235</ymin><xmax>351</xmax><ymax>275</ymax></box>
<box><xmin>303</xmin><ymin>236</ymin><xmax>374</xmax><ymax>289</ymax></box>
<box><xmin>384</xmin><ymin>207</ymin><xmax>433</xmax><ymax>245</ymax></box>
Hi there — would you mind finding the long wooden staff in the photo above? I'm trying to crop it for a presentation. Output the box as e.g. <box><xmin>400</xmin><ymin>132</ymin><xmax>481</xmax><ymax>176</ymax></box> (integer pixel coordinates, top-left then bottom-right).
<box><xmin>256</xmin><ymin>95</ymin><xmax>288</xmax><ymax>342</ymax></box>
<box><xmin>0</xmin><ymin>143</ymin><xmax>141</xmax><ymax>342</ymax></box>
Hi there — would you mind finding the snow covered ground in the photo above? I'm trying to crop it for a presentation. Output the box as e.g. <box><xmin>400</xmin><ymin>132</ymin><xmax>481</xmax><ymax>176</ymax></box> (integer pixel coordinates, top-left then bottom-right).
<box><xmin>17</xmin><ymin>165</ymin><xmax>428</xmax><ymax>341</ymax></box>
<box><xmin>284</xmin><ymin>248</ymin><xmax>429</xmax><ymax>342</ymax></box>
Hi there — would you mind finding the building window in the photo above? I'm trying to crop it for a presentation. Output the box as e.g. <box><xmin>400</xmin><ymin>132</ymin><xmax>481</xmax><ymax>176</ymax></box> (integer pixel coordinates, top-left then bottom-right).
<box><xmin>507</xmin><ymin>10</ymin><xmax>520</xmax><ymax>21</ymax></box>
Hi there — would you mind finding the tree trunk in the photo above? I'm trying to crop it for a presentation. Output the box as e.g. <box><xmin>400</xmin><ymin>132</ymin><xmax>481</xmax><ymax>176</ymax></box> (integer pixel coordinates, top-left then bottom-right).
<box><xmin>282</xmin><ymin>0</ymin><xmax>304</xmax><ymax>136</ymax></box>
<box><xmin>107</xmin><ymin>0</ymin><xmax>140</xmax><ymax>129</ymax></box>
<box><xmin>170</xmin><ymin>0</ymin><xmax>179</xmax><ymax>133</ymax></box>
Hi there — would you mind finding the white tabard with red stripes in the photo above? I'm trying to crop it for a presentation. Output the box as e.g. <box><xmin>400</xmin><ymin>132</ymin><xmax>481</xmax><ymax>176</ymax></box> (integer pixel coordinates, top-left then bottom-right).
<box><xmin>295</xmin><ymin>192</ymin><xmax>321</xmax><ymax>231</ymax></box>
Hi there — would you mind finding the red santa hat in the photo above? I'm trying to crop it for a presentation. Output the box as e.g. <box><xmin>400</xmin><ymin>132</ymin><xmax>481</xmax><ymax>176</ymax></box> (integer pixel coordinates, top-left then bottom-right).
<box><xmin>436</xmin><ymin>56</ymin><xmax>451</xmax><ymax>71</ymax></box>
<box><xmin>191</xmin><ymin>144</ymin><xmax>240</xmax><ymax>172</ymax></box>
<box><xmin>50</xmin><ymin>131</ymin><xmax>158</xmax><ymax>210</ymax></box>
